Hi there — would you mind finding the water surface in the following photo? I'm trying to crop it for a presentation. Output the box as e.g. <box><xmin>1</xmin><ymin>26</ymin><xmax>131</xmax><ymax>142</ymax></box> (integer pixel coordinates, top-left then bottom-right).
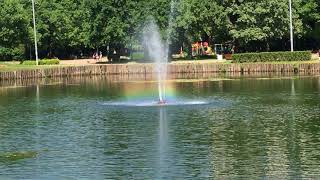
<box><xmin>0</xmin><ymin>75</ymin><xmax>320</xmax><ymax>179</ymax></box>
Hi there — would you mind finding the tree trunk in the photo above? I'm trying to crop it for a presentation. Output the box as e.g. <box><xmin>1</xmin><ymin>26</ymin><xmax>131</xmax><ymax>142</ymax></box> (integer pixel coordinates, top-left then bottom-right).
<box><xmin>266</xmin><ymin>40</ymin><xmax>270</xmax><ymax>52</ymax></box>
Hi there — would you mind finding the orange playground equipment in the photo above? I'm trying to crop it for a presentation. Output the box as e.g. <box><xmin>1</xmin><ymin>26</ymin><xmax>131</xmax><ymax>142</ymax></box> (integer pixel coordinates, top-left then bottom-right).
<box><xmin>191</xmin><ymin>41</ymin><xmax>213</xmax><ymax>57</ymax></box>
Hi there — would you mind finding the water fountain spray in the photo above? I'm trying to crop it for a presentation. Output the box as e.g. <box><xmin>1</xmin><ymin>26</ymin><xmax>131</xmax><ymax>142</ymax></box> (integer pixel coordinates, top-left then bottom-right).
<box><xmin>143</xmin><ymin>1</ymin><xmax>176</xmax><ymax>105</ymax></box>
<box><xmin>143</xmin><ymin>21</ymin><xmax>167</xmax><ymax>104</ymax></box>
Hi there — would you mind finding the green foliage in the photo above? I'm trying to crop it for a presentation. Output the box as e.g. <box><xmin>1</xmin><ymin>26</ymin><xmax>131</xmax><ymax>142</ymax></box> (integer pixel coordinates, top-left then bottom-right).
<box><xmin>194</xmin><ymin>55</ymin><xmax>218</xmax><ymax>60</ymax></box>
<box><xmin>0</xmin><ymin>0</ymin><xmax>319</xmax><ymax>60</ymax></box>
<box><xmin>175</xmin><ymin>0</ymin><xmax>229</xmax><ymax>52</ymax></box>
<box><xmin>0</xmin><ymin>47</ymin><xmax>24</xmax><ymax>61</ymax></box>
<box><xmin>229</xmin><ymin>1</ymin><xmax>297</xmax><ymax>43</ymax></box>
<box><xmin>0</xmin><ymin>0</ymin><xmax>30</xmax><ymax>46</ymax></box>
<box><xmin>172</xmin><ymin>54</ymin><xmax>217</xmax><ymax>61</ymax></box>
<box><xmin>131</xmin><ymin>52</ymin><xmax>144</xmax><ymax>60</ymax></box>
<box><xmin>41</xmin><ymin>59</ymin><xmax>60</xmax><ymax>65</ymax></box>
<box><xmin>0</xmin><ymin>0</ymin><xmax>29</xmax><ymax>60</ymax></box>
<box><xmin>22</xmin><ymin>59</ymin><xmax>60</xmax><ymax>65</ymax></box>
<box><xmin>232</xmin><ymin>51</ymin><xmax>312</xmax><ymax>63</ymax></box>
<box><xmin>0</xmin><ymin>151</ymin><xmax>37</xmax><ymax>162</ymax></box>
<box><xmin>296</xmin><ymin>0</ymin><xmax>320</xmax><ymax>45</ymax></box>
<box><xmin>175</xmin><ymin>0</ymin><xmax>316</xmax><ymax>52</ymax></box>
<box><xmin>21</xmin><ymin>61</ymin><xmax>37</xmax><ymax>66</ymax></box>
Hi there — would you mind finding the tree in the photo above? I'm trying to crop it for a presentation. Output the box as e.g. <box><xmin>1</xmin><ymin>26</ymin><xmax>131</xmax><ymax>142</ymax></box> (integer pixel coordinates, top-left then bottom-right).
<box><xmin>35</xmin><ymin>0</ymin><xmax>81</xmax><ymax>58</ymax></box>
<box><xmin>0</xmin><ymin>0</ymin><xmax>30</xmax><ymax>60</ymax></box>
<box><xmin>175</xmin><ymin>0</ymin><xmax>230</xmax><ymax>56</ymax></box>
<box><xmin>227</xmin><ymin>0</ymin><xmax>303</xmax><ymax>52</ymax></box>
<box><xmin>1</xmin><ymin>0</ymin><xmax>319</xmax><ymax>60</ymax></box>
<box><xmin>296</xmin><ymin>0</ymin><xmax>320</xmax><ymax>50</ymax></box>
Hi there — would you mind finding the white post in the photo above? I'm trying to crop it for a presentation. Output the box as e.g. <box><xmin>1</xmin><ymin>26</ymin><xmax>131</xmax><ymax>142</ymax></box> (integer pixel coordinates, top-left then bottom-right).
<box><xmin>32</xmin><ymin>0</ymin><xmax>39</xmax><ymax>65</ymax></box>
<box><xmin>289</xmin><ymin>0</ymin><xmax>294</xmax><ymax>52</ymax></box>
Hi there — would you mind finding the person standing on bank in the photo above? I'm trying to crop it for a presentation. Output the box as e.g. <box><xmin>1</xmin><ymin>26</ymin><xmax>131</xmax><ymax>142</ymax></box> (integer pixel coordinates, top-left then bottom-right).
<box><xmin>99</xmin><ymin>51</ymin><xmax>102</xmax><ymax>61</ymax></box>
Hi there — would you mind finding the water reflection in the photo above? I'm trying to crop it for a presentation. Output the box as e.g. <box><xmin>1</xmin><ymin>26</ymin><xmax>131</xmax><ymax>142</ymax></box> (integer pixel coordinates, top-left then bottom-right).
<box><xmin>158</xmin><ymin>107</ymin><xmax>168</xmax><ymax>179</ymax></box>
<box><xmin>0</xmin><ymin>76</ymin><xmax>320</xmax><ymax>179</ymax></box>
<box><xmin>291</xmin><ymin>79</ymin><xmax>295</xmax><ymax>96</ymax></box>
<box><xmin>35</xmin><ymin>84</ymin><xmax>41</xmax><ymax>177</ymax></box>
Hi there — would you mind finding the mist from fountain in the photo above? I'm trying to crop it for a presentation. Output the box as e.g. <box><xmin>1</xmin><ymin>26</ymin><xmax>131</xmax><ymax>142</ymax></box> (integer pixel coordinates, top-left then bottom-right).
<box><xmin>143</xmin><ymin>1</ymin><xmax>176</xmax><ymax>104</ymax></box>
<box><xmin>102</xmin><ymin>1</ymin><xmax>209</xmax><ymax>107</ymax></box>
<box><xmin>143</xmin><ymin>21</ymin><xmax>168</xmax><ymax>104</ymax></box>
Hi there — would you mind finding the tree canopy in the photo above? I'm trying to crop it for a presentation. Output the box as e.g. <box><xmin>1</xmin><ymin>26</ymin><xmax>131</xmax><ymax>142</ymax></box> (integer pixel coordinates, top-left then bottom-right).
<box><xmin>0</xmin><ymin>0</ymin><xmax>319</xmax><ymax>60</ymax></box>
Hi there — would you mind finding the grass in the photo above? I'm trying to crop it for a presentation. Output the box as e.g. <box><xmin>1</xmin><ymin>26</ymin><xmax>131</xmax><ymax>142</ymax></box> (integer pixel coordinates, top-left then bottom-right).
<box><xmin>131</xmin><ymin>52</ymin><xmax>144</xmax><ymax>60</ymax></box>
<box><xmin>0</xmin><ymin>61</ymin><xmax>67</xmax><ymax>72</ymax></box>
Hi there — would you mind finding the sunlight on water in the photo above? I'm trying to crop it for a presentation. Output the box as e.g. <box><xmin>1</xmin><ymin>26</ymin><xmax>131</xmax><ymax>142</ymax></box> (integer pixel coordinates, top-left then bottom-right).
<box><xmin>101</xmin><ymin>99</ymin><xmax>209</xmax><ymax>107</ymax></box>
<box><xmin>1</xmin><ymin>76</ymin><xmax>320</xmax><ymax>179</ymax></box>
<box><xmin>121</xmin><ymin>82</ymin><xmax>176</xmax><ymax>101</ymax></box>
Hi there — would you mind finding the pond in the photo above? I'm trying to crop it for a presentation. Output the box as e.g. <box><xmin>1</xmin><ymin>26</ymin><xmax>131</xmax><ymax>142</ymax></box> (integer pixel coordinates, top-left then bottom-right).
<box><xmin>0</xmin><ymin>75</ymin><xmax>320</xmax><ymax>179</ymax></box>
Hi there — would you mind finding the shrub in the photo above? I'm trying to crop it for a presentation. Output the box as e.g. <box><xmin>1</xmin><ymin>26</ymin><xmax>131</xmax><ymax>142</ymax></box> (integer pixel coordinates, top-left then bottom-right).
<box><xmin>0</xmin><ymin>47</ymin><xmax>24</xmax><ymax>61</ymax></box>
<box><xmin>131</xmin><ymin>52</ymin><xmax>144</xmax><ymax>60</ymax></box>
<box><xmin>232</xmin><ymin>51</ymin><xmax>312</xmax><ymax>63</ymax></box>
<box><xmin>40</xmin><ymin>59</ymin><xmax>60</xmax><ymax>65</ymax></box>
<box><xmin>193</xmin><ymin>54</ymin><xmax>217</xmax><ymax>60</ymax></box>
<box><xmin>22</xmin><ymin>59</ymin><xmax>60</xmax><ymax>65</ymax></box>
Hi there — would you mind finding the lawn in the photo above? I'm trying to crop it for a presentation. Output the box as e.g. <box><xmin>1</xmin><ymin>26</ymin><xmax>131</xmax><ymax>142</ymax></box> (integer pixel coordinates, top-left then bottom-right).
<box><xmin>0</xmin><ymin>61</ymin><xmax>68</xmax><ymax>72</ymax></box>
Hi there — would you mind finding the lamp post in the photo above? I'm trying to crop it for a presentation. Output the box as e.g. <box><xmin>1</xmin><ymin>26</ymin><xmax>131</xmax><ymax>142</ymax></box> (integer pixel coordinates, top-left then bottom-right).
<box><xmin>32</xmin><ymin>0</ymin><xmax>39</xmax><ymax>65</ymax></box>
<box><xmin>289</xmin><ymin>0</ymin><xmax>294</xmax><ymax>52</ymax></box>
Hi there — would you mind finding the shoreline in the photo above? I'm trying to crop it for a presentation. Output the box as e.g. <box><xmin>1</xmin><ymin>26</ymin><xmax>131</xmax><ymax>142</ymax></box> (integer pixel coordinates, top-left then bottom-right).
<box><xmin>1</xmin><ymin>71</ymin><xmax>320</xmax><ymax>88</ymax></box>
<box><xmin>1</xmin><ymin>60</ymin><xmax>320</xmax><ymax>81</ymax></box>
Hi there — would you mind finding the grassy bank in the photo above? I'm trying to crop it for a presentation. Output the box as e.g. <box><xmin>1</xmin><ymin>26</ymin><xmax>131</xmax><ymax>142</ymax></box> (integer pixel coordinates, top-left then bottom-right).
<box><xmin>0</xmin><ymin>61</ymin><xmax>69</xmax><ymax>72</ymax></box>
<box><xmin>1</xmin><ymin>60</ymin><xmax>320</xmax><ymax>80</ymax></box>
<box><xmin>0</xmin><ymin>59</ymin><xmax>319</xmax><ymax>72</ymax></box>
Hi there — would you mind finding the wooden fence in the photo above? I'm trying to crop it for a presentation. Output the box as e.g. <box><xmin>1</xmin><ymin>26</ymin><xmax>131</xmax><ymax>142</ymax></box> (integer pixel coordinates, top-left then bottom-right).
<box><xmin>1</xmin><ymin>63</ymin><xmax>320</xmax><ymax>80</ymax></box>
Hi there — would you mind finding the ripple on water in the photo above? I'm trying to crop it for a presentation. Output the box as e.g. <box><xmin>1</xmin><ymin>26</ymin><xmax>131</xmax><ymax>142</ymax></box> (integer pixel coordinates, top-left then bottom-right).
<box><xmin>1</xmin><ymin>76</ymin><xmax>320</xmax><ymax>179</ymax></box>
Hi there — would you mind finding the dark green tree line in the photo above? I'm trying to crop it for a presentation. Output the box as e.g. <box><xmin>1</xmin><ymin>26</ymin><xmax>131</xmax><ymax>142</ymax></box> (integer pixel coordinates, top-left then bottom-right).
<box><xmin>0</xmin><ymin>0</ymin><xmax>319</xmax><ymax>60</ymax></box>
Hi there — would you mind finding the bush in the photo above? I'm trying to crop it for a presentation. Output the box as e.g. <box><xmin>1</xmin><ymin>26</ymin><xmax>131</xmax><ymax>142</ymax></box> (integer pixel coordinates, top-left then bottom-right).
<box><xmin>131</xmin><ymin>52</ymin><xmax>144</xmax><ymax>60</ymax></box>
<box><xmin>41</xmin><ymin>59</ymin><xmax>60</xmax><ymax>65</ymax></box>
<box><xmin>22</xmin><ymin>59</ymin><xmax>60</xmax><ymax>65</ymax></box>
<box><xmin>0</xmin><ymin>47</ymin><xmax>24</xmax><ymax>61</ymax></box>
<box><xmin>232</xmin><ymin>51</ymin><xmax>312</xmax><ymax>63</ymax></box>
<box><xmin>194</xmin><ymin>54</ymin><xmax>217</xmax><ymax>60</ymax></box>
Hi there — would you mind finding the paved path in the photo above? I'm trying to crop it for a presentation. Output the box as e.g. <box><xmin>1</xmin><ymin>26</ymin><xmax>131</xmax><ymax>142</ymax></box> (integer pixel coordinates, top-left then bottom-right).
<box><xmin>60</xmin><ymin>58</ymin><xmax>109</xmax><ymax>65</ymax></box>
<box><xmin>59</xmin><ymin>58</ymin><xmax>227</xmax><ymax>66</ymax></box>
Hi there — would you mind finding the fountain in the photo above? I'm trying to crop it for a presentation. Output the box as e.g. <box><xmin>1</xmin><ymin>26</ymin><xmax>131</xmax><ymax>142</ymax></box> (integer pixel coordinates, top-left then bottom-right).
<box><xmin>143</xmin><ymin>20</ymin><xmax>168</xmax><ymax>105</ymax></box>
<box><xmin>102</xmin><ymin>1</ymin><xmax>208</xmax><ymax>107</ymax></box>
<box><xmin>143</xmin><ymin>0</ymin><xmax>176</xmax><ymax>105</ymax></box>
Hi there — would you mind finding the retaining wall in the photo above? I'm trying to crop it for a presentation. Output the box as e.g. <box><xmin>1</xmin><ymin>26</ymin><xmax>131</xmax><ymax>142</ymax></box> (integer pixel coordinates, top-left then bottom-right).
<box><xmin>1</xmin><ymin>62</ymin><xmax>320</xmax><ymax>80</ymax></box>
